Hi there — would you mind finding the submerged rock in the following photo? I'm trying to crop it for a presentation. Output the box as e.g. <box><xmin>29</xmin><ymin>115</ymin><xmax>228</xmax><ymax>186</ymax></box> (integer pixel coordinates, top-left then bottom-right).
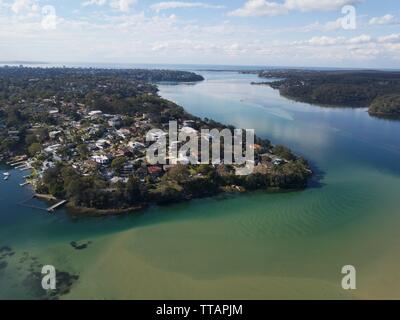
<box><xmin>0</xmin><ymin>246</ymin><xmax>13</xmax><ymax>253</ymax></box>
<box><xmin>70</xmin><ymin>241</ymin><xmax>92</xmax><ymax>250</ymax></box>
<box><xmin>22</xmin><ymin>267</ymin><xmax>79</xmax><ymax>300</ymax></box>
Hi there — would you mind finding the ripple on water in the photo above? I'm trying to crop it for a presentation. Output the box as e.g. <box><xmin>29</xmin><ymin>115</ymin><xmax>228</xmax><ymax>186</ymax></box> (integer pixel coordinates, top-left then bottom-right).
<box><xmin>232</xmin><ymin>182</ymin><xmax>377</xmax><ymax>239</ymax></box>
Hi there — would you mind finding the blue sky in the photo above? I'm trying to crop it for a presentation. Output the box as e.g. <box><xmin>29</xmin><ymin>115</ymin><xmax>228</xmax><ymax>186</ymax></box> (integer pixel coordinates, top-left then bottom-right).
<box><xmin>0</xmin><ymin>0</ymin><xmax>399</xmax><ymax>68</ymax></box>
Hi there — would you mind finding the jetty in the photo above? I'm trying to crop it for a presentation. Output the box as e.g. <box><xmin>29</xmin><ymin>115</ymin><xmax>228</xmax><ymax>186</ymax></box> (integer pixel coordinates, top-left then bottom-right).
<box><xmin>10</xmin><ymin>161</ymin><xmax>26</xmax><ymax>167</ymax></box>
<box><xmin>47</xmin><ymin>200</ymin><xmax>68</xmax><ymax>213</ymax></box>
<box><xmin>18</xmin><ymin>195</ymin><xmax>67</xmax><ymax>213</ymax></box>
<box><xmin>6</xmin><ymin>155</ymin><xmax>27</xmax><ymax>165</ymax></box>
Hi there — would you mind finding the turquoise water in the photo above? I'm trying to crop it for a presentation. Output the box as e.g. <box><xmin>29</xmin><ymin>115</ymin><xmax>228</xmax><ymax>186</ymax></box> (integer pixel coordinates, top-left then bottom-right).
<box><xmin>1</xmin><ymin>71</ymin><xmax>400</xmax><ymax>299</ymax></box>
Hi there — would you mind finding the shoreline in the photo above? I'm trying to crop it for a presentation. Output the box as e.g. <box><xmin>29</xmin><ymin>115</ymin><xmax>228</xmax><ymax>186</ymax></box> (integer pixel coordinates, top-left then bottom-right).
<box><xmin>1</xmin><ymin>161</ymin><xmax>312</xmax><ymax>217</ymax></box>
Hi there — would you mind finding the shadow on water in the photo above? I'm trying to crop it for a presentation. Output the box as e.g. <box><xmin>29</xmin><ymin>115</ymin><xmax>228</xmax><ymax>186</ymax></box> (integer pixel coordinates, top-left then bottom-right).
<box><xmin>306</xmin><ymin>160</ymin><xmax>326</xmax><ymax>190</ymax></box>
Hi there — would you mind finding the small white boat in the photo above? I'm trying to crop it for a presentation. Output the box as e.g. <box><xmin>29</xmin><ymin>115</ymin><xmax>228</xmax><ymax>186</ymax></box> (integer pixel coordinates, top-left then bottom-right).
<box><xmin>3</xmin><ymin>172</ymin><xmax>10</xmax><ymax>176</ymax></box>
<box><xmin>4</xmin><ymin>176</ymin><xmax>9</xmax><ymax>181</ymax></box>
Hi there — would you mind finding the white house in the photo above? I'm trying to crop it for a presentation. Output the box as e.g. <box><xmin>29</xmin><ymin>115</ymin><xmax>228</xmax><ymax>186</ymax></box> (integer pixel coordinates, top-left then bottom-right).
<box><xmin>180</xmin><ymin>126</ymin><xmax>198</xmax><ymax>135</ymax></box>
<box><xmin>49</xmin><ymin>130</ymin><xmax>62</xmax><ymax>139</ymax></box>
<box><xmin>128</xmin><ymin>141</ymin><xmax>146</xmax><ymax>151</ymax></box>
<box><xmin>92</xmin><ymin>155</ymin><xmax>110</xmax><ymax>165</ymax></box>
<box><xmin>147</xmin><ymin>130</ymin><xmax>168</xmax><ymax>141</ymax></box>
<box><xmin>88</xmin><ymin>110</ymin><xmax>103</xmax><ymax>117</ymax></box>
<box><xmin>108</xmin><ymin>117</ymin><xmax>122</xmax><ymax>127</ymax></box>
<box><xmin>95</xmin><ymin>139</ymin><xmax>110</xmax><ymax>150</ymax></box>
<box><xmin>44</xmin><ymin>144</ymin><xmax>61</xmax><ymax>153</ymax></box>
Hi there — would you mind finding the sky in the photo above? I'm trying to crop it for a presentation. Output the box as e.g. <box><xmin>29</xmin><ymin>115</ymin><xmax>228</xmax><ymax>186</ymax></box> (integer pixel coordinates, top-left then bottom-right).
<box><xmin>0</xmin><ymin>0</ymin><xmax>399</xmax><ymax>68</ymax></box>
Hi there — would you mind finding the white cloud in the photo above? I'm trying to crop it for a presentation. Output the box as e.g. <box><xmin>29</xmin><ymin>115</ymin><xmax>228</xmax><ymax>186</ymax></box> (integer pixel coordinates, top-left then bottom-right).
<box><xmin>151</xmin><ymin>1</ymin><xmax>224</xmax><ymax>13</ymax></box>
<box><xmin>298</xmin><ymin>18</ymin><xmax>344</xmax><ymax>32</ymax></box>
<box><xmin>229</xmin><ymin>0</ymin><xmax>361</xmax><ymax>17</ymax></box>
<box><xmin>110</xmin><ymin>0</ymin><xmax>136</xmax><ymax>12</ymax></box>
<box><xmin>228</xmin><ymin>0</ymin><xmax>288</xmax><ymax>17</ymax></box>
<box><xmin>284</xmin><ymin>0</ymin><xmax>361</xmax><ymax>12</ymax></box>
<box><xmin>11</xmin><ymin>0</ymin><xmax>37</xmax><ymax>14</ymax></box>
<box><xmin>378</xmin><ymin>34</ymin><xmax>400</xmax><ymax>43</ymax></box>
<box><xmin>346</xmin><ymin>34</ymin><xmax>371</xmax><ymax>44</ymax></box>
<box><xmin>307</xmin><ymin>36</ymin><xmax>344</xmax><ymax>46</ymax></box>
<box><xmin>82</xmin><ymin>0</ymin><xmax>107</xmax><ymax>7</ymax></box>
<box><xmin>1</xmin><ymin>5</ymin><xmax>399</xmax><ymax>68</ymax></box>
<box><xmin>369</xmin><ymin>14</ymin><xmax>397</xmax><ymax>26</ymax></box>
<box><xmin>82</xmin><ymin>0</ymin><xmax>136</xmax><ymax>12</ymax></box>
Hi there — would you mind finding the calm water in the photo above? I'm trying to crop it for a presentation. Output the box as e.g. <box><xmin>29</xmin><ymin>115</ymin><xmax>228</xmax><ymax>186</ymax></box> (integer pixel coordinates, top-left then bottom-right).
<box><xmin>1</xmin><ymin>71</ymin><xmax>400</xmax><ymax>299</ymax></box>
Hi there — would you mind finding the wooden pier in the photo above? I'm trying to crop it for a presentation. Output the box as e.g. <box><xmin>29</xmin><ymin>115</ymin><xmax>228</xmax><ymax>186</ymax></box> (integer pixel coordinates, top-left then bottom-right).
<box><xmin>6</xmin><ymin>155</ymin><xmax>27</xmax><ymax>165</ymax></box>
<box><xmin>47</xmin><ymin>200</ymin><xmax>68</xmax><ymax>213</ymax></box>
<box><xmin>10</xmin><ymin>161</ymin><xmax>26</xmax><ymax>167</ymax></box>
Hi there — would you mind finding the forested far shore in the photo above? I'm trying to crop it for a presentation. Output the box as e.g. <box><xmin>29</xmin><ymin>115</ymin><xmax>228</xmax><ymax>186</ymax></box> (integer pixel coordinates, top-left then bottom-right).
<box><xmin>246</xmin><ymin>69</ymin><xmax>400</xmax><ymax>119</ymax></box>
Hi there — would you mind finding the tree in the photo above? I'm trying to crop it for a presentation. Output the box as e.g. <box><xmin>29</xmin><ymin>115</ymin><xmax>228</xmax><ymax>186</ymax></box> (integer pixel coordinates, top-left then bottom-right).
<box><xmin>28</xmin><ymin>142</ymin><xmax>42</xmax><ymax>156</ymax></box>
<box><xmin>125</xmin><ymin>176</ymin><xmax>142</xmax><ymax>204</ymax></box>
<box><xmin>111</xmin><ymin>156</ymin><xmax>127</xmax><ymax>174</ymax></box>
<box><xmin>77</xmin><ymin>144</ymin><xmax>89</xmax><ymax>159</ymax></box>
<box><xmin>162</xmin><ymin>164</ymin><xmax>190</xmax><ymax>184</ymax></box>
<box><xmin>25</xmin><ymin>134</ymin><xmax>38</xmax><ymax>146</ymax></box>
<box><xmin>273</xmin><ymin>145</ymin><xmax>296</xmax><ymax>161</ymax></box>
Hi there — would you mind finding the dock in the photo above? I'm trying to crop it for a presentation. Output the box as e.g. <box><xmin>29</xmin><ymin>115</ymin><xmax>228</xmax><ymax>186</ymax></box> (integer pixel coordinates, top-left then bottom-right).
<box><xmin>10</xmin><ymin>161</ymin><xmax>26</xmax><ymax>167</ymax></box>
<box><xmin>47</xmin><ymin>200</ymin><xmax>68</xmax><ymax>213</ymax></box>
<box><xmin>6</xmin><ymin>156</ymin><xmax>27</xmax><ymax>165</ymax></box>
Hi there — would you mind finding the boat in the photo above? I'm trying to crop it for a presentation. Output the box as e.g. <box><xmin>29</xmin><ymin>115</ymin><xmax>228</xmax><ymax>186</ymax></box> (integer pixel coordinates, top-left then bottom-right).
<box><xmin>3</xmin><ymin>172</ymin><xmax>10</xmax><ymax>180</ymax></box>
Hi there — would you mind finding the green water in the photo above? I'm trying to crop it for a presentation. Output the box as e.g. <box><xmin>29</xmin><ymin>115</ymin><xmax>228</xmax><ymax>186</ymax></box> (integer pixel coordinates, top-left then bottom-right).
<box><xmin>1</xmin><ymin>71</ymin><xmax>400</xmax><ymax>299</ymax></box>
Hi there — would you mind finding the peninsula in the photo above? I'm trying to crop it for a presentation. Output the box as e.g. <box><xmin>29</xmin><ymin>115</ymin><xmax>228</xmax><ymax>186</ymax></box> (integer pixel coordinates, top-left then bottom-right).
<box><xmin>248</xmin><ymin>69</ymin><xmax>400</xmax><ymax>119</ymax></box>
<box><xmin>0</xmin><ymin>67</ymin><xmax>311</xmax><ymax>214</ymax></box>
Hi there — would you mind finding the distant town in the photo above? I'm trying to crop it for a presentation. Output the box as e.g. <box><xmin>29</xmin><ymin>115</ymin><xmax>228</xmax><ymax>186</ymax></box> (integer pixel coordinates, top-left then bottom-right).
<box><xmin>0</xmin><ymin>67</ymin><xmax>311</xmax><ymax>214</ymax></box>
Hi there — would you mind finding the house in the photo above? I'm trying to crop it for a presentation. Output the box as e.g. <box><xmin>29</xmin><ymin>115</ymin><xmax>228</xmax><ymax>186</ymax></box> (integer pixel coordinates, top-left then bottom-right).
<box><xmin>44</xmin><ymin>144</ymin><xmax>61</xmax><ymax>153</ymax></box>
<box><xmin>108</xmin><ymin>116</ymin><xmax>122</xmax><ymax>127</ymax></box>
<box><xmin>128</xmin><ymin>141</ymin><xmax>146</xmax><ymax>151</ymax></box>
<box><xmin>273</xmin><ymin>158</ymin><xmax>285</xmax><ymax>166</ymax></box>
<box><xmin>121</xmin><ymin>163</ymin><xmax>135</xmax><ymax>176</ymax></box>
<box><xmin>116</xmin><ymin>128</ymin><xmax>130</xmax><ymax>139</ymax></box>
<box><xmin>92</xmin><ymin>155</ymin><xmax>110</xmax><ymax>165</ymax></box>
<box><xmin>95</xmin><ymin>139</ymin><xmax>110</xmax><ymax>150</ymax></box>
<box><xmin>88</xmin><ymin>110</ymin><xmax>103</xmax><ymax>117</ymax></box>
<box><xmin>147</xmin><ymin>130</ymin><xmax>167</xmax><ymax>141</ymax></box>
<box><xmin>148</xmin><ymin>165</ymin><xmax>163</xmax><ymax>177</ymax></box>
<box><xmin>110</xmin><ymin>177</ymin><xmax>127</xmax><ymax>184</ymax></box>
<box><xmin>180</xmin><ymin>126</ymin><xmax>198</xmax><ymax>135</ymax></box>
<box><xmin>49</xmin><ymin>130</ymin><xmax>62</xmax><ymax>139</ymax></box>
<box><xmin>183</xmin><ymin>120</ymin><xmax>196</xmax><ymax>128</ymax></box>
